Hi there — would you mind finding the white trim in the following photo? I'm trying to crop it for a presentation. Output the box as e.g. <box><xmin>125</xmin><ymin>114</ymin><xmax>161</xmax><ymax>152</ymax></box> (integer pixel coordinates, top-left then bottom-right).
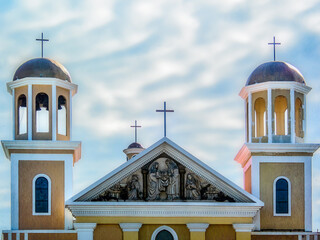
<box><xmin>303</xmin><ymin>94</ymin><xmax>307</xmax><ymax>139</ymax></box>
<box><xmin>1</xmin><ymin>140</ymin><xmax>81</xmax><ymax>161</ymax></box>
<box><xmin>267</xmin><ymin>88</ymin><xmax>272</xmax><ymax>143</ymax></box>
<box><xmin>7</xmin><ymin>78</ymin><xmax>78</xmax><ymax>96</ymax></box>
<box><xmin>252</xmin><ymin>232</ymin><xmax>320</xmax><ymax>236</ymax></box>
<box><xmin>67</xmin><ymin>204</ymin><xmax>261</xmax><ymax>218</ymax></box>
<box><xmin>32</xmin><ymin>174</ymin><xmax>51</xmax><ymax>215</ymax></box>
<box><xmin>74</xmin><ymin>223</ymin><xmax>96</xmax><ymax>240</ymax></box>
<box><xmin>239</xmin><ymin>81</ymin><xmax>311</xmax><ymax>99</ymax></box>
<box><xmin>69</xmin><ymin>90</ymin><xmax>72</xmax><ymax>140</ymax></box>
<box><xmin>245</xmin><ymin>100</ymin><xmax>248</xmax><ymax>142</ymax></box>
<box><xmin>186</xmin><ymin>223</ymin><xmax>209</xmax><ymax>232</ymax></box>
<box><xmin>248</xmin><ymin>93</ymin><xmax>252</xmax><ymax>143</ymax></box>
<box><xmin>27</xmin><ymin>84</ymin><xmax>32</xmax><ymax>140</ymax></box>
<box><xmin>119</xmin><ymin>223</ymin><xmax>142</xmax><ymax>232</ymax></box>
<box><xmin>12</xmin><ymin>88</ymin><xmax>15</xmax><ymax>139</ymax></box>
<box><xmin>305</xmin><ymin>157</ymin><xmax>312</xmax><ymax>231</ymax></box>
<box><xmin>273</xmin><ymin>176</ymin><xmax>291</xmax><ymax>216</ymax></box>
<box><xmin>233</xmin><ymin>223</ymin><xmax>255</xmax><ymax>232</ymax></box>
<box><xmin>52</xmin><ymin>84</ymin><xmax>57</xmax><ymax>141</ymax></box>
<box><xmin>11</xmin><ymin>155</ymin><xmax>19</xmax><ymax>229</ymax></box>
<box><xmin>151</xmin><ymin>226</ymin><xmax>178</xmax><ymax>240</ymax></box>
<box><xmin>290</xmin><ymin>88</ymin><xmax>295</xmax><ymax>143</ymax></box>
<box><xmin>3</xmin><ymin>230</ymin><xmax>77</xmax><ymax>233</ymax></box>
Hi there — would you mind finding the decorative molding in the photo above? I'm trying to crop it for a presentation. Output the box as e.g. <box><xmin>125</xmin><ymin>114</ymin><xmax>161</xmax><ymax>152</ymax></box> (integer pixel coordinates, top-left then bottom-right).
<box><xmin>151</xmin><ymin>226</ymin><xmax>178</xmax><ymax>240</ymax></box>
<box><xmin>233</xmin><ymin>223</ymin><xmax>255</xmax><ymax>232</ymax></box>
<box><xmin>252</xmin><ymin>232</ymin><xmax>320</xmax><ymax>236</ymax></box>
<box><xmin>1</xmin><ymin>140</ymin><xmax>81</xmax><ymax>162</ymax></box>
<box><xmin>7</xmin><ymin>78</ymin><xmax>78</xmax><ymax>96</ymax></box>
<box><xmin>187</xmin><ymin>223</ymin><xmax>209</xmax><ymax>232</ymax></box>
<box><xmin>119</xmin><ymin>223</ymin><xmax>142</xmax><ymax>232</ymax></box>
<box><xmin>67</xmin><ymin>204</ymin><xmax>261</xmax><ymax>218</ymax></box>
<box><xmin>239</xmin><ymin>81</ymin><xmax>312</xmax><ymax>99</ymax></box>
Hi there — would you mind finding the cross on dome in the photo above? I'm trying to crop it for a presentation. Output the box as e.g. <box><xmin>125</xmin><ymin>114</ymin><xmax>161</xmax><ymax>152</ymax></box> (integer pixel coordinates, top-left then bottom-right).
<box><xmin>268</xmin><ymin>36</ymin><xmax>281</xmax><ymax>61</ymax></box>
<box><xmin>36</xmin><ymin>32</ymin><xmax>49</xmax><ymax>58</ymax></box>
<box><xmin>130</xmin><ymin>120</ymin><xmax>141</xmax><ymax>143</ymax></box>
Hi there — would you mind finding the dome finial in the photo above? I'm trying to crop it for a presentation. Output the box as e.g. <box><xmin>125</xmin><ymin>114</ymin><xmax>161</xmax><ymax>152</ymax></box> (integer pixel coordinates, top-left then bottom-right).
<box><xmin>36</xmin><ymin>32</ymin><xmax>49</xmax><ymax>58</ymax></box>
<box><xmin>268</xmin><ymin>36</ymin><xmax>281</xmax><ymax>61</ymax></box>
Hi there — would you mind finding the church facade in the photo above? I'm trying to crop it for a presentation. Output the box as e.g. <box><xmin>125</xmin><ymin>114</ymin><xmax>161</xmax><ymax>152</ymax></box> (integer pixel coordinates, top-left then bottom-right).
<box><xmin>2</xmin><ymin>54</ymin><xmax>320</xmax><ymax>240</ymax></box>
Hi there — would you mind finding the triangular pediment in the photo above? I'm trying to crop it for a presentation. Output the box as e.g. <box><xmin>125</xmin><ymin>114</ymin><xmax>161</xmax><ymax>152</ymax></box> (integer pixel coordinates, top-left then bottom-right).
<box><xmin>68</xmin><ymin>138</ymin><xmax>262</xmax><ymax>206</ymax></box>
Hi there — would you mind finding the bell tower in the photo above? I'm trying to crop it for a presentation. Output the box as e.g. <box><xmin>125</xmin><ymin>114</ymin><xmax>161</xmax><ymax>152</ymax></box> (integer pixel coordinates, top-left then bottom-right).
<box><xmin>235</xmin><ymin>61</ymin><xmax>320</xmax><ymax>231</ymax></box>
<box><xmin>2</xmin><ymin>57</ymin><xmax>81</xmax><ymax>231</ymax></box>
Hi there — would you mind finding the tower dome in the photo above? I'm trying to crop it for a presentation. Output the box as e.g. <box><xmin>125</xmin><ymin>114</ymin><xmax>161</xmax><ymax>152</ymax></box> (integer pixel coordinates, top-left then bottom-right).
<box><xmin>246</xmin><ymin>61</ymin><xmax>305</xmax><ymax>86</ymax></box>
<box><xmin>13</xmin><ymin>58</ymin><xmax>71</xmax><ymax>82</ymax></box>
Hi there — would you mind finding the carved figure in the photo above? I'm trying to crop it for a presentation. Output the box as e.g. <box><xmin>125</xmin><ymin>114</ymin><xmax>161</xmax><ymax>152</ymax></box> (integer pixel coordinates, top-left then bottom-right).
<box><xmin>128</xmin><ymin>174</ymin><xmax>141</xmax><ymax>200</ymax></box>
<box><xmin>204</xmin><ymin>185</ymin><xmax>220</xmax><ymax>200</ymax></box>
<box><xmin>165</xmin><ymin>159</ymin><xmax>179</xmax><ymax>200</ymax></box>
<box><xmin>109</xmin><ymin>183</ymin><xmax>121</xmax><ymax>199</ymax></box>
<box><xmin>147</xmin><ymin>162</ymin><xmax>160</xmax><ymax>200</ymax></box>
<box><xmin>186</xmin><ymin>173</ymin><xmax>201</xmax><ymax>200</ymax></box>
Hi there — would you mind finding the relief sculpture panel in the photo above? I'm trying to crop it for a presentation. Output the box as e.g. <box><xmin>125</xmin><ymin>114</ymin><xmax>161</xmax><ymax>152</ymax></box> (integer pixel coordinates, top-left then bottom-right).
<box><xmin>91</xmin><ymin>156</ymin><xmax>235</xmax><ymax>202</ymax></box>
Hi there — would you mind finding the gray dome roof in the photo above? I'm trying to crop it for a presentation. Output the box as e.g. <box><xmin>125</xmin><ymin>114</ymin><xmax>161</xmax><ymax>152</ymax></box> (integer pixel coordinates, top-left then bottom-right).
<box><xmin>127</xmin><ymin>142</ymin><xmax>143</xmax><ymax>149</ymax></box>
<box><xmin>246</xmin><ymin>61</ymin><xmax>305</xmax><ymax>86</ymax></box>
<box><xmin>13</xmin><ymin>58</ymin><xmax>71</xmax><ymax>82</ymax></box>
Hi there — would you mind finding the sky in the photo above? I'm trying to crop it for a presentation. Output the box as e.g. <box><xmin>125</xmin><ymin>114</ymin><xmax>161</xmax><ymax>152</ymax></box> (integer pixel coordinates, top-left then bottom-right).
<box><xmin>1</xmin><ymin>0</ymin><xmax>320</xmax><ymax>234</ymax></box>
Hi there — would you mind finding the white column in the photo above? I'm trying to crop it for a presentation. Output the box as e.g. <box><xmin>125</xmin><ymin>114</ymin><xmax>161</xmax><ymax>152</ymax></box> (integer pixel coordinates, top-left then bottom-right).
<box><xmin>267</xmin><ymin>88</ymin><xmax>272</xmax><ymax>143</ymax></box>
<box><xmin>305</xmin><ymin>157</ymin><xmax>312</xmax><ymax>231</ymax></box>
<box><xmin>27</xmin><ymin>85</ymin><xmax>32</xmax><ymax>140</ymax></box>
<box><xmin>245</xmin><ymin>100</ymin><xmax>248</xmax><ymax>142</ymax></box>
<box><xmin>74</xmin><ymin>223</ymin><xmax>97</xmax><ymax>240</ymax></box>
<box><xmin>314</xmin><ymin>234</ymin><xmax>318</xmax><ymax>240</ymax></box>
<box><xmin>306</xmin><ymin>235</ymin><xmax>310</xmax><ymax>240</ymax></box>
<box><xmin>8</xmin><ymin>232</ymin><xmax>12</xmax><ymax>240</ymax></box>
<box><xmin>303</xmin><ymin>94</ymin><xmax>307</xmax><ymax>139</ymax></box>
<box><xmin>16</xmin><ymin>232</ymin><xmax>20</xmax><ymax>240</ymax></box>
<box><xmin>119</xmin><ymin>223</ymin><xmax>142</xmax><ymax>232</ymax></box>
<box><xmin>298</xmin><ymin>235</ymin><xmax>302</xmax><ymax>240</ymax></box>
<box><xmin>290</xmin><ymin>88</ymin><xmax>295</xmax><ymax>143</ymax></box>
<box><xmin>12</xmin><ymin>88</ymin><xmax>15</xmax><ymax>139</ymax></box>
<box><xmin>24</xmin><ymin>233</ymin><xmax>28</xmax><ymax>240</ymax></box>
<box><xmin>248</xmin><ymin>93</ymin><xmax>252</xmax><ymax>143</ymax></box>
<box><xmin>187</xmin><ymin>223</ymin><xmax>209</xmax><ymax>232</ymax></box>
<box><xmin>52</xmin><ymin>85</ymin><xmax>57</xmax><ymax>141</ymax></box>
<box><xmin>69</xmin><ymin>90</ymin><xmax>72</xmax><ymax>140</ymax></box>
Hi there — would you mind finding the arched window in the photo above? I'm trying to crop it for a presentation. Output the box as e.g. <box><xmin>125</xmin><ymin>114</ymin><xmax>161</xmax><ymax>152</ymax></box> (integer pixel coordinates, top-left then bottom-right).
<box><xmin>254</xmin><ymin>98</ymin><xmax>266</xmax><ymax>137</ymax></box>
<box><xmin>274</xmin><ymin>95</ymin><xmax>288</xmax><ymax>135</ymax></box>
<box><xmin>36</xmin><ymin>93</ymin><xmax>49</xmax><ymax>133</ymax></box>
<box><xmin>151</xmin><ymin>226</ymin><xmax>178</xmax><ymax>240</ymax></box>
<box><xmin>58</xmin><ymin>95</ymin><xmax>67</xmax><ymax>135</ymax></box>
<box><xmin>295</xmin><ymin>97</ymin><xmax>303</xmax><ymax>138</ymax></box>
<box><xmin>17</xmin><ymin>94</ymin><xmax>27</xmax><ymax>135</ymax></box>
<box><xmin>273</xmin><ymin>177</ymin><xmax>291</xmax><ymax>216</ymax></box>
<box><xmin>33</xmin><ymin>174</ymin><xmax>51</xmax><ymax>215</ymax></box>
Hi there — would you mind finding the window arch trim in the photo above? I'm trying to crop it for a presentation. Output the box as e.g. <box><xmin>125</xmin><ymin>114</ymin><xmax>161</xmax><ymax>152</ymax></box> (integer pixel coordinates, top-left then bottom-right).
<box><xmin>151</xmin><ymin>225</ymin><xmax>179</xmax><ymax>240</ymax></box>
<box><xmin>273</xmin><ymin>176</ymin><xmax>291</xmax><ymax>216</ymax></box>
<box><xmin>32</xmin><ymin>174</ymin><xmax>51</xmax><ymax>215</ymax></box>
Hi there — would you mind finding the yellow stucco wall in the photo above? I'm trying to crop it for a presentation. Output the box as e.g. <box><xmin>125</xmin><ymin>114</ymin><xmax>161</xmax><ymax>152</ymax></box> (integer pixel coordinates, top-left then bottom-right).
<box><xmin>260</xmin><ymin>162</ymin><xmax>304</xmax><ymax>230</ymax></box>
<box><xmin>206</xmin><ymin>224</ymin><xmax>235</xmax><ymax>240</ymax></box>
<box><xmin>19</xmin><ymin>160</ymin><xmax>65</xmax><ymax>229</ymax></box>
<box><xmin>94</xmin><ymin>224</ymin><xmax>122</xmax><ymax>240</ymax></box>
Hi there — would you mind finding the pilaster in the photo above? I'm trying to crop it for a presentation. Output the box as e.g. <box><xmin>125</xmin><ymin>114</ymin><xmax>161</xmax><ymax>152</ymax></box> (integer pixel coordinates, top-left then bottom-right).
<box><xmin>233</xmin><ymin>224</ymin><xmax>254</xmax><ymax>240</ymax></box>
<box><xmin>187</xmin><ymin>223</ymin><xmax>209</xmax><ymax>240</ymax></box>
<box><xmin>119</xmin><ymin>223</ymin><xmax>142</xmax><ymax>240</ymax></box>
<box><xmin>74</xmin><ymin>223</ymin><xmax>96</xmax><ymax>240</ymax></box>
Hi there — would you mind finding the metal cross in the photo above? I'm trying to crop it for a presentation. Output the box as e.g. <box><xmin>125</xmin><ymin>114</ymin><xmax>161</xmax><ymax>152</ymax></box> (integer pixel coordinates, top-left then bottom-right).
<box><xmin>156</xmin><ymin>101</ymin><xmax>174</xmax><ymax>137</ymax></box>
<box><xmin>130</xmin><ymin>120</ymin><xmax>141</xmax><ymax>143</ymax></box>
<box><xmin>268</xmin><ymin>36</ymin><xmax>281</xmax><ymax>61</ymax></box>
<box><xmin>36</xmin><ymin>33</ymin><xmax>49</xmax><ymax>58</ymax></box>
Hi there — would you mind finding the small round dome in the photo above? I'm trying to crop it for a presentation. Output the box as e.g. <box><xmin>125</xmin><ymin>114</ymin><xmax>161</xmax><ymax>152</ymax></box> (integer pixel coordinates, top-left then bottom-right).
<box><xmin>13</xmin><ymin>58</ymin><xmax>71</xmax><ymax>82</ymax></box>
<box><xmin>246</xmin><ymin>61</ymin><xmax>305</xmax><ymax>86</ymax></box>
<box><xmin>127</xmin><ymin>142</ymin><xmax>143</xmax><ymax>149</ymax></box>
